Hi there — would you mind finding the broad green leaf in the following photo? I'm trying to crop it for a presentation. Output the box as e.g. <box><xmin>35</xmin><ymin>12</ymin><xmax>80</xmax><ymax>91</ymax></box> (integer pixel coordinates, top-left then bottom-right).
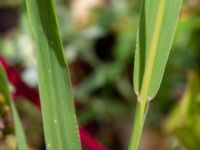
<box><xmin>134</xmin><ymin>0</ymin><xmax>183</xmax><ymax>100</ymax></box>
<box><xmin>0</xmin><ymin>65</ymin><xmax>28</xmax><ymax>150</ymax></box>
<box><xmin>25</xmin><ymin>0</ymin><xmax>81</xmax><ymax>150</ymax></box>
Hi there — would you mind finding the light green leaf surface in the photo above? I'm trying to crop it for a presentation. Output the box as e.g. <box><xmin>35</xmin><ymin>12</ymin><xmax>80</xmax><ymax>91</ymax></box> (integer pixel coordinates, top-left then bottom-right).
<box><xmin>25</xmin><ymin>0</ymin><xmax>81</xmax><ymax>149</ymax></box>
<box><xmin>129</xmin><ymin>1</ymin><xmax>183</xmax><ymax>149</ymax></box>
<box><xmin>134</xmin><ymin>0</ymin><xmax>183</xmax><ymax>101</ymax></box>
<box><xmin>0</xmin><ymin>65</ymin><xmax>28</xmax><ymax>150</ymax></box>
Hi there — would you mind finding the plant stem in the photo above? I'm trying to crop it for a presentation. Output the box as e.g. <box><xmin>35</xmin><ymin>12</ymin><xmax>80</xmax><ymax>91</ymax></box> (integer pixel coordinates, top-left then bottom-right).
<box><xmin>129</xmin><ymin>2</ymin><xmax>166</xmax><ymax>149</ymax></box>
<box><xmin>128</xmin><ymin>100</ymin><xmax>148</xmax><ymax>150</ymax></box>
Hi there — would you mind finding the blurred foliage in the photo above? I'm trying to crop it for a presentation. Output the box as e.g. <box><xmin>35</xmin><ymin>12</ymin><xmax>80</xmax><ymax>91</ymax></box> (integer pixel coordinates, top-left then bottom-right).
<box><xmin>0</xmin><ymin>0</ymin><xmax>21</xmax><ymax>7</ymax></box>
<box><xmin>0</xmin><ymin>94</ymin><xmax>15</xmax><ymax>149</ymax></box>
<box><xmin>164</xmin><ymin>72</ymin><xmax>200</xmax><ymax>150</ymax></box>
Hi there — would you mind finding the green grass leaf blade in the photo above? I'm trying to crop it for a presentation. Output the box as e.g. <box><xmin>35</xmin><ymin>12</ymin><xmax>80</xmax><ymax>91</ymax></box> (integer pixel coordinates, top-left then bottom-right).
<box><xmin>134</xmin><ymin>0</ymin><xmax>183</xmax><ymax>100</ymax></box>
<box><xmin>130</xmin><ymin>1</ymin><xmax>183</xmax><ymax>149</ymax></box>
<box><xmin>25</xmin><ymin>0</ymin><xmax>81</xmax><ymax>149</ymax></box>
<box><xmin>0</xmin><ymin>65</ymin><xmax>28</xmax><ymax>150</ymax></box>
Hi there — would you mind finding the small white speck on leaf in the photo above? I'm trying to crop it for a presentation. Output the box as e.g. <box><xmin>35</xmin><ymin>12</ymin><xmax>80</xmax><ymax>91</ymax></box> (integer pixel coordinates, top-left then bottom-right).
<box><xmin>54</xmin><ymin>119</ymin><xmax>57</xmax><ymax>124</ymax></box>
<box><xmin>47</xmin><ymin>144</ymin><xmax>51</xmax><ymax>148</ymax></box>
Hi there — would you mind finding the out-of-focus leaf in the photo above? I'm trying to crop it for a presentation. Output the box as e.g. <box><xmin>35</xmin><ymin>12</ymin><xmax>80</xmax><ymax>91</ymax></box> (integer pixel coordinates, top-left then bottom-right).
<box><xmin>177</xmin><ymin>17</ymin><xmax>200</xmax><ymax>35</ymax></box>
<box><xmin>0</xmin><ymin>65</ymin><xmax>28</xmax><ymax>150</ymax></box>
<box><xmin>0</xmin><ymin>0</ymin><xmax>21</xmax><ymax>6</ymax></box>
<box><xmin>164</xmin><ymin>71</ymin><xmax>200</xmax><ymax>150</ymax></box>
<box><xmin>76</xmin><ymin>63</ymin><xmax>122</xmax><ymax>99</ymax></box>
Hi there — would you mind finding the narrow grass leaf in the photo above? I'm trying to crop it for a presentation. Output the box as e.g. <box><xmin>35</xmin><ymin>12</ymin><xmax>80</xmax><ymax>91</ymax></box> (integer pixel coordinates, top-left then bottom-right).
<box><xmin>0</xmin><ymin>65</ymin><xmax>28</xmax><ymax>150</ymax></box>
<box><xmin>129</xmin><ymin>1</ymin><xmax>183</xmax><ymax>149</ymax></box>
<box><xmin>25</xmin><ymin>0</ymin><xmax>81</xmax><ymax>149</ymax></box>
<box><xmin>134</xmin><ymin>0</ymin><xmax>183</xmax><ymax>100</ymax></box>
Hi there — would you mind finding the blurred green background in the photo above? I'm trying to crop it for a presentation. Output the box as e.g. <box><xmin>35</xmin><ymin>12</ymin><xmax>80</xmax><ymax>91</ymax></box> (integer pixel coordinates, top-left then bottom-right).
<box><xmin>0</xmin><ymin>0</ymin><xmax>200</xmax><ymax>150</ymax></box>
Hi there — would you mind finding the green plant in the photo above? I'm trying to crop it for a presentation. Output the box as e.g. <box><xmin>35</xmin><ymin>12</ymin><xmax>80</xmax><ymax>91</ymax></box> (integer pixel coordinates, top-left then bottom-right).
<box><xmin>21</xmin><ymin>0</ymin><xmax>182</xmax><ymax>149</ymax></box>
<box><xmin>129</xmin><ymin>0</ymin><xmax>183</xmax><ymax>149</ymax></box>
<box><xmin>164</xmin><ymin>71</ymin><xmax>200</xmax><ymax>150</ymax></box>
<box><xmin>25</xmin><ymin>0</ymin><xmax>81</xmax><ymax>149</ymax></box>
<box><xmin>0</xmin><ymin>65</ymin><xmax>28</xmax><ymax>150</ymax></box>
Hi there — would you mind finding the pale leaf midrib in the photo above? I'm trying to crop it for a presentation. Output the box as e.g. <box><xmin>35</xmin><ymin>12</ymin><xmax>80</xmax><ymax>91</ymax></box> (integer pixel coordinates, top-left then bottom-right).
<box><xmin>139</xmin><ymin>0</ymin><xmax>167</xmax><ymax>103</ymax></box>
